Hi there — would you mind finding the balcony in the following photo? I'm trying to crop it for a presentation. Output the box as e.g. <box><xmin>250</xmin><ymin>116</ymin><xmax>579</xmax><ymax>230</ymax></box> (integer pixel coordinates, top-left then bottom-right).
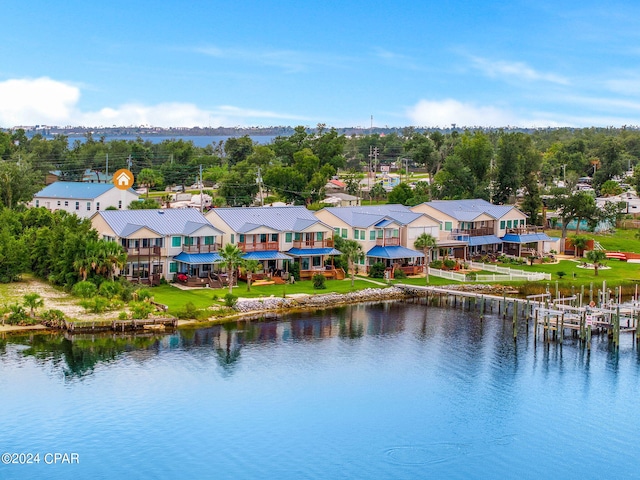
<box><xmin>292</xmin><ymin>238</ymin><xmax>334</xmax><ymax>249</ymax></box>
<box><xmin>375</xmin><ymin>237</ymin><xmax>400</xmax><ymax>246</ymax></box>
<box><xmin>451</xmin><ymin>227</ymin><xmax>495</xmax><ymax>237</ymax></box>
<box><xmin>125</xmin><ymin>246</ymin><xmax>161</xmax><ymax>256</ymax></box>
<box><xmin>182</xmin><ymin>243</ymin><xmax>221</xmax><ymax>253</ymax></box>
<box><xmin>239</xmin><ymin>241</ymin><xmax>279</xmax><ymax>252</ymax></box>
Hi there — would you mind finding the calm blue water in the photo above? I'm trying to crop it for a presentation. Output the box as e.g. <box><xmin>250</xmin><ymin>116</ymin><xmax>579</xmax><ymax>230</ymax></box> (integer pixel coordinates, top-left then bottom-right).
<box><xmin>1</xmin><ymin>300</ymin><xmax>639</xmax><ymax>480</ymax></box>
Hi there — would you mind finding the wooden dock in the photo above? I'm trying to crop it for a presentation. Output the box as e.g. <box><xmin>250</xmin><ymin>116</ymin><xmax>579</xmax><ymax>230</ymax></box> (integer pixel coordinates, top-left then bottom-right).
<box><xmin>397</xmin><ymin>283</ymin><xmax>640</xmax><ymax>349</ymax></box>
<box><xmin>64</xmin><ymin>318</ymin><xmax>178</xmax><ymax>333</ymax></box>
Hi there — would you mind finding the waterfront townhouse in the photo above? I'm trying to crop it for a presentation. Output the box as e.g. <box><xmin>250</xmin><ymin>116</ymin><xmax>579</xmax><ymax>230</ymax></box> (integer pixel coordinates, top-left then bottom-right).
<box><xmin>411</xmin><ymin>199</ymin><xmax>554</xmax><ymax>259</ymax></box>
<box><xmin>32</xmin><ymin>181</ymin><xmax>139</xmax><ymax>218</ymax></box>
<box><xmin>314</xmin><ymin>204</ymin><xmax>439</xmax><ymax>275</ymax></box>
<box><xmin>206</xmin><ymin>206</ymin><xmax>341</xmax><ymax>280</ymax></box>
<box><xmin>91</xmin><ymin>209</ymin><xmax>223</xmax><ymax>286</ymax></box>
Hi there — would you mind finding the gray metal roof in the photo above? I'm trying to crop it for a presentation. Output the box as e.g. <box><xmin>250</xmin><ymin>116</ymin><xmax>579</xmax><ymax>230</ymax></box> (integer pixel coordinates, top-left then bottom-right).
<box><xmin>210</xmin><ymin>206</ymin><xmax>329</xmax><ymax>232</ymax></box>
<box><xmin>424</xmin><ymin>199</ymin><xmax>518</xmax><ymax>221</ymax></box>
<box><xmin>95</xmin><ymin>208</ymin><xmax>222</xmax><ymax>237</ymax></box>
<box><xmin>321</xmin><ymin>204</ymin><xmax>423</xmax><ymax>228</ymax></box>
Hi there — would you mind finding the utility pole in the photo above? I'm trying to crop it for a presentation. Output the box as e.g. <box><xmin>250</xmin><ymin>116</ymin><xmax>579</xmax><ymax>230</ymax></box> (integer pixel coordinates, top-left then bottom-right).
<box><xmin>127</xmin><ymin>155</ymin><xmax>132</xmax><ymax>171</ymax></box>
<box><xmin>199</xmin><ymin>164</ymin><xmax>204</xmax><ymax>213</ymax></box>
<box><xmin>257</xmin><ymin>167</ymin><xmax>264</xmax><ymax>207</ymax></box>
<box><xmin>106</xmin><ymin>153</ymin><xmax>109</xmax><ymax>178</ymax></box>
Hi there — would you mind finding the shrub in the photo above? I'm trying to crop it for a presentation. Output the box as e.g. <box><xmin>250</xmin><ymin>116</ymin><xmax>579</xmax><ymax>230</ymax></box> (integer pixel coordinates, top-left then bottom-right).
<box><xmin>430</xmin><ymin>260</ymin><xmax>443</xmax><ymax>269</ymax></box>
<box><xmin>368</xmin><ymin>262</ymin><xmax>386</xmax><ymax>279</ymax></box>
<box><xmin>135</xmin><ymin>288</ymin><xmax>153</xmax><ymax>302</ymax></box>
<box><xmin>72</xmin><ymin>281</ymin><xmax>98</xmax><ymax>298</ymax></box>
<box><xmin>5</xmin><ymin>304</ymin><xmax>28</xmax><ymax>325</ymax></box>
<box><xmin>99</xmin><ymin>280</ymin><xmax>121</xmax><ymax>299</ymax></box>
<box><xmin>118</xmin><ymin>311</ymin><xmax>129</xmax><ymax>320</ymax></box>
<box><xmin>443</xmin><ymin>259</ymin><xmax>456</xmax><ymax>270</ymax></box>
<box><xmin>312</xmin><ymin>273</ymin><xmax>327</xmax><ymax>289</ymax></box>
<box><xmin>224</xmin><ymin>293</ymin><xmax>238</xmax><ymax>308</ymax></box>
<box><xmin>130</xmin><ymin>301</ymin><xmax>155</xmax><ymax>319</ymax></box>
<box><xmin>393</xmin><ymin>269</ymin><xmax>407</xmax><ymax>279</ymax></box>
<box><xmin>41</xmin><ymin>309</ymin><xmax>66</xmax><ymax>327</ymax></box>
<box><xmin>80</xmin><ymin>297</ymin><xmax>110</xmax><ymax>313</ymax></box>
<box><xmin>289</xmin><ymin>262</ymin><xmax>300</xmax><ymax>281</ymax></box>
<box><xmin>557</xmin><ymin>271</ymin><xmax>567</xmax><ymax>279</ymax></box>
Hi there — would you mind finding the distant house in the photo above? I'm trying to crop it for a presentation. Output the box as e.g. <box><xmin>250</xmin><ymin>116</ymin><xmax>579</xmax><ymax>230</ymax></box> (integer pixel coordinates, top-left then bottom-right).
<box><xmin>91</xmin><ymin>208</ymin><xmax>223</xmax><ymax>285</ymax></box>
<box><xmin>81</xmin><ymin>169</ymin><xmax>111</xmax><ymax>183</ymax></box>
<box><xmin>32</xmin><ymin>182</ymin><xmax>139</xmax><ymax>218</ymax></box>
<box><xmin>324</xmin><ymin>178</ymin><xmax>347</xmax><ymax>193</ymax></box>
<box><xmin>322</xmin><ymin>192</ymin><xmax>360</xmax><ymax>207</ymax></box>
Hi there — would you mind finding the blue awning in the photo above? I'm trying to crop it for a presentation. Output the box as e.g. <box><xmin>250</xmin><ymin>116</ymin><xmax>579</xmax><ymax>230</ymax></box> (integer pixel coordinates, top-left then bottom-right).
<box><xmin>502</xmin><ymin>233</ymin><xmax>554</xmax><ymax>244</ymax></box>
<box><xmin>286</xmin><ymin>247</ymin><xmax>342</xmax><ymax>256</ymax></box>
<box><xmin>173</xmin><ymin>252</ymin><xmax>222</xmax><ymax>264</ymax></box>
<box><xmin>468</xmin><ymin>235</ymin><xmax>503</xmax><ymax>246</ymax></box>
<box><xmin>242</xmin><ymin>251</ymin><xmax>293</xmax><ymax>261</ymax></box>
<box><xmin>367</xmin><ymin>245</ymin><xmax>424</xmax><ymax>259</ymax></box>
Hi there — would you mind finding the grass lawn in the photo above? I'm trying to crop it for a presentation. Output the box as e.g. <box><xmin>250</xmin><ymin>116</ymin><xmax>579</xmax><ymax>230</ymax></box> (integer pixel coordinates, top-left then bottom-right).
<box><xmin>151</xmin><ymin>278</ymin><xmax>390</xmax><ymax>311</ymax></box>
<box><xmin>546</xmin><ymin>228</ymin><xmax>640</xmax><ymax>253</ymax></box>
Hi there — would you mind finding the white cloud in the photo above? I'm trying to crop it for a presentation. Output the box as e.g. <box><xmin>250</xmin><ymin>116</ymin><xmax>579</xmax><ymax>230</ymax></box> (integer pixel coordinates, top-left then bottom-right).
<box><xmin>406</xmin><ymin>99</ymin><xmax>517</xmax><ymax>127</ymax></box>
<box><xmin>469</xmin><ymin>56</ymin><xmax>570</xmax><ymax>85</ymax></box>
<box><xmin>0</xmin><ymin>77</ymin><xmax>80</xmax><ymax>126</ymax></box>
<box><xmin>0</xmin><ymin>77</ymin><xmax>306</xmax><ymax>128</ymax></box>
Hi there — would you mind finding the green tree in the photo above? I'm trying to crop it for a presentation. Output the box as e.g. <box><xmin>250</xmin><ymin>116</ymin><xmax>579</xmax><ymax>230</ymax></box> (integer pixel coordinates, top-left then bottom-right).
<box><xmin>219</xmin><ymin>244</ymin><xmax>244</xmax><ymax>294</ymax></box>
<box><xmin>129</xmin><ymin>198</ymin><xmax>160</xmax><ymax>209</ymax></box>
<box><xmin>23</xmin><ymin>293</ymin><xmax>44</xmax><ymax>317</ymax></box>
<box><xmin>387</xmin><ymin>183</ymin><xmax>413</xmax><ymax>205</ymax></box>
<box><xmin>136</xmin><ymin>168</ymin><xmax>163</xmax><ymax>197</ymax></box>
<box><xmin>586</xmin><ymin>250</ymin><xmax>607</xmax><ymax>276</ymax></box>
<box><xmin>599</xmin><ymin>180</ymin><xmax>623</xmax><ymax>197</ymax></box>
<box><xmin>571</xmin><ymin>235</ymin><xmax>589</xmax><ymax>258</ymax></box>
<box><xmin>414</xmin><ymin>233</ymin><xmax>437</xmax><ymax>284</ymax></box>
<box><xmin>339</xmin><ymin>239</ymin><xmax>364</xmax><ymax>287</ymax></box>
<box><xmin>242</xmin><ymin>259</ymin><xmax>261</xmax><ymax>292</ymax></box>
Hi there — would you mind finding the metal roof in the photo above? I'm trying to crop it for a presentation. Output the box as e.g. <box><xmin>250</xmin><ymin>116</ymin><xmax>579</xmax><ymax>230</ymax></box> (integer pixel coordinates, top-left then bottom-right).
<box><xmin>242</xmin><ymin>251</ymin><xmax>293</xmax><ymax>260</ymax></box>
<box><xmin>34</xmin><ymin>181</ymin><xmax>130</xmax><ymax>200</ymax></box>
<box><xmin>173</xmin><ymin>252</ymin><xmax>222</xmax><ymax>264</ymax></box>
<box><xmin>322</xmin><ymin>204</ymin><xmax>423</xmax><ymax>228</ymax></box>
<box><xmin>96</xmin><ymin>208</ymin><xmax>223</xmax><ymax>237</ymax></box>
<box><xmin>286</xmin><ymin>247</ymin><xmax>342</xmax><ymax>256</ymax></box>
<box><xmin>366</xmin><ymin>245</ymin><xmax>425</xmax><ymax>259</ymax></box>
<box><xmin>424</xmin><ymin>199</ymin><xmax>518</xmax><ymax>221</ymax></box>
<box><xmin>210</xmin><ymin>206</ymin><xmax>329</xmax><ymax>232</ymax></box>
<box><xmin>468</xmin><ymin>235</ymin><xmax>503</xmax><ymax>246</ymax></box>
<box><xmin>501</xmin><ymin>233</ymin><xmax>553</xmax><ymax>244</ymax></box>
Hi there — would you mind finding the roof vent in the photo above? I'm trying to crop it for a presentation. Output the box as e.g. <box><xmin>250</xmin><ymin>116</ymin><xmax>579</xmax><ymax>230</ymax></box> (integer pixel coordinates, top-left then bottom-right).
<box><xmin>158</xmin><ymin>211</ymin><xmax>164</xmax><ymax>214</ymax></box>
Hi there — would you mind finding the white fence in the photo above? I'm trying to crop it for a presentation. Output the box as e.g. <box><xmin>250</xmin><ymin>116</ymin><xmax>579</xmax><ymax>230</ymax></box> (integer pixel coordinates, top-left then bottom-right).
<box><xmin>429</xmin><ymin>263</ymin><xmax>551</xmax><ymax>282</ymax></box>
<box><xmin>468</xmin><ymin>261</ymin><xmax>551</xmax><ymax>281</ymax></box>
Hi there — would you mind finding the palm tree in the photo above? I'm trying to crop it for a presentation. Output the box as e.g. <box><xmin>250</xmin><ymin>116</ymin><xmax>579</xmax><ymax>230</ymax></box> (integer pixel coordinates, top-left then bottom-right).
<box><xmin>571</xmin><ymin>235</ymin><xmax>589</xmax><ymax>259</ymax></box>
<box><xmin>219</xmin><ymin>243</ymin><xmax>244</xmax><ymax>294</ymax></box>
<box><xmin>586</xmin><ymin>250</ymin><xmax>607</xmax><ymax>276</ymax></box>
<box><xmin>23</xmin><ymin>293</ymin><xmax>44</xmax><ymax>317</ymax></box>
<box><xmin>340</xmin><ymin>239</ymin><xmax>364</xmax><ymax>287</ymax></box>
<box><xmin>414</xmin><ymin>233</ymin><xmax>437</xmax><ymax>284</ymax></box>
<box><xmin>98</xmin><ymin>240</ymin><xmax>127</xmax><ymax>281</ymax></box>
<box><xmin>137</xmin><ymin>168</ymin><xmax>163</xmax><ymax>198</ymax></box>
<box><xmin>243</xmin><ymin>259</ymin><xmax>262</xmax><ymax>292</ymax></box>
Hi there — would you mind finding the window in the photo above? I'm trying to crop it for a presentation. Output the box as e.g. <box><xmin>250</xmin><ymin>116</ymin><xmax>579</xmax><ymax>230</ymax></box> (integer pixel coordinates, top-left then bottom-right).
<box><xmin>377</xmin><ymin>230</ymin><xmax>383</xmax><ymax>238</ymax></box>
<box><xmin>354</xmin><ymin>229</ymin><xmax>359</xmax><ymax>240</ymax></box>
<box><xmin>57</xmin><ymin>201</ymin><xmax>61</xmax><ymax>206</ymax></box>
<box><xmin>64</xmin><ymin>201</ymin><xmax>68</xmax><ymax>207</ymax></box>
<box><xmin>75</xmin><ymin>202</ymin><xmax>80</xmax><ymax>211</ymax></box>
<box><xmin>271</xmin><ymin>234</ymin><xmax>278</xmax><ymax>242</ymax></box>
<box><xmin>35</xmin><ymin>200</ymin><xmax>39</xmax><ymax>207</ymax></box>
<box><xmin>370</xmin><ymin>230</ymin><xmax>376</xmax><ymax>240</ymax></box>
<box><xmin>393</xmin><ymin>229</ymin><xmax>399</xmax><ymax>237</ymax></box>
<box><xmin>96</xmin><ymin>202</ymin><xmax>100</xmax><ymax>211</ymax></box>
<box><xmin>520</xmin><ymin>219</ymin><xmax>525</xmax><ymax>226</ymax></box>
<box><xmin>313</xmin><ymin>256</ymin><xmax>321</xmax><ymax>267</ymax></box>
<box><xmin>155</xmin><ymin>238</ymin><xmax>164</xmax><ymax>247</ymax></box>
<box><xmin>204</xmin><ymin>236</ymin><xmax>214</xmax><ymax>245</ymax></box>
<box><xmin>169</xmin><ymin>262</ymin><xmax>178</xmax><ymax>273</ymax></box>
<box><xmin>118</xmin><ymin>201</ymin><xmax>122</xmax><ymax>209</ymax></box>
<box><xmin>444</xmin><ymin>222</ymin><xmax>452</xmax><ymax>231</ymax></box>
<box><xmin>334</xmin><ymin>227</ymin><xmax>340</xmax><ymax>236</ymax></box>
<box><xmin>500</xmin><ymin>220</ymin><xmax>506</xmax><ymax>229</ymax></box>
<box><xmin>294</xmin><ymin>232</ymin><xmax>301</xmax><ymax>241</ymax></box>
<box><xmin>171</xmin><ymin>236</ymin><xmax>181</xmax><ymax>247</ymax></box>
<box><xmin>285</xmin><ymin>232</ymin><xmax>292</xmax><ymax>242</ymax></box>
<box><xmin>507</xmin><ymin>220</ymin><xmax>512</xmax><ymax>228</ymax></box>
<box><xmin>316</xmin><ymin>232</ymin><xmax>323</xmax><ymax>241</ymax></box>
<box><xmin>341</xmin><ymin>228</ymin><xmax>347</xmax><ymax>238</ymax></box>
<box><xmin>86</xmin><ymin>202</ymin><xmax>91</xmax><ymax>211</ymax></box>
<box><xmin>231</xmin><ymin>234</ymin><xmax>235</xmax><ymax>244</ymax></box>
<box><xmin>239</xmin><ymin>234</ymin><xmax>245</xmax><ymax>243</ymax></box>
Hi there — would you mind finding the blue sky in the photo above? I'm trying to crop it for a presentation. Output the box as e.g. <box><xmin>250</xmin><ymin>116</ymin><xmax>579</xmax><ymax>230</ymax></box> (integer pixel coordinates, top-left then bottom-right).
<box><xmin>3</xmin><ymin>0</ymin><xmax>640</xmax><ymax>129</ymax></box>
